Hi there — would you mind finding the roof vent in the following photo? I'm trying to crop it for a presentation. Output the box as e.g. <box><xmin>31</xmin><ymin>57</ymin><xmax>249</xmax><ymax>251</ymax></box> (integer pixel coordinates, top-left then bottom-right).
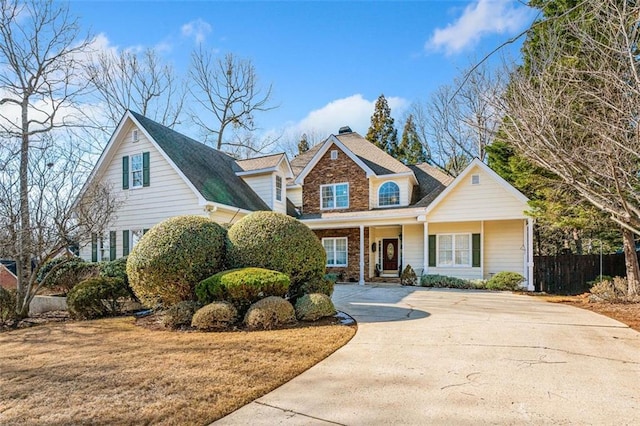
<box><xmin>338</xmin><ymin>126</ymin><xmax>352</xmax><ymax>134</ymax></box>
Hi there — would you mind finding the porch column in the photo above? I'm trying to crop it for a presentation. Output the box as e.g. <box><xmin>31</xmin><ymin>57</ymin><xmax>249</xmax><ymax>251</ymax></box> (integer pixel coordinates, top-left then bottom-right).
<box><xmin>527</xmin><ymin>218</ymin><xmax>535</xmax><ymax>291</ymax></box>
<box><xmin>423</xmin><ymin>222</ymin><xmax>428</xmax><ymax>275</ymax></box>
<box><xmin>359</xmin><ymin>225</ymin><xmax>365</xmax><ymax>285</ymax></box>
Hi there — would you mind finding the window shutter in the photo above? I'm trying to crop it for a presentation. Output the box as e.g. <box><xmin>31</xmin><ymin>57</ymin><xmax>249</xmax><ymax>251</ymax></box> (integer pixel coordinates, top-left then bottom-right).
<box><xmin>123</xmin><ymin>230</ymin><xmax>130</xmax><ymax>256</ymax></box>
<box><xmin>122</xmin><ymin>156</ymin><xmax>129</xmax><ymax>190</ymax></box>
<box><xmin>428</xmin><ymin>235</ymin><xmax>436</xmax><ymax>267</ymax></box>
<box><xmin>142</xmin><ymin>151</ymin><xmax>150</xmax><ymax>187</ymax></box>
<box><xmin>91</xmin><ymin>233</ymin><xmax>98</xmax><ymax>262</ymax></box>
<box><xmin>109</xmin><ymin>231</ymin><xmax>116</xmax><ymax>261</ymax></box>
<box><xmin>472</xmin><ymin>233</ymin><xmax>481</xmax><ymax>267</ymax></box>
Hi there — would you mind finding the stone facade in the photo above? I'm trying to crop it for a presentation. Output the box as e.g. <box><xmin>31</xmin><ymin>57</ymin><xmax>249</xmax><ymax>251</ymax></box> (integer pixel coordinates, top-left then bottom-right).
<box><xmin>302</xmin><ymin>144</ymin><xmax>369</xmax><ymax>215</ymax></box>
<box><xmin>315</xmin><ymin>227</ymin><xmax>369</xmax><ymax>282</ymax></box>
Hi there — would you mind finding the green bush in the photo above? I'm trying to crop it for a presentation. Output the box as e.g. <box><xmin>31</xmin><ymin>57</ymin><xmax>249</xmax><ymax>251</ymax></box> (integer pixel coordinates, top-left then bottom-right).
<box><xmin>0</xmin><ymin>287</ymin><xmax>17</xmax><ymax>326</ymax></box>
<box><xmin>67</xmin><ymin>277</ymin><xmax>130</xmax><ymax>320</ymax></box>
<box><xmin>244</xmin><ymin>296</ymin><xmax>296</xmax><ymax>330</ymax></box>
<box><xmin>400</xmin><ymin>264</ymin><xmax>418</xmax><ymax>286</ymax></box>
<box><xmin>587</xmin><ymin>275</ymin><xmax>613</xmax><ymax>287</ymax></box>
<box><xmin>127</xmin><ymin>215</ymin><xmax>227</xmax><ymax>307</ymax></box>
<box><xmin>420</xmin><ymin>274</ymin><xmax>476</xmax><ymax>289</ymax></box>
<box><xmin>162</xmin><ymin>300</ymin><xmax>202</xmax><ymax>329</ymax></box>
<box><xmin>100</xmin><ymin>256</ymin><xmax>137</xmax><ymax>301</ymax></box>
<box><xmin>301</xmin><ymin>276</ymin><xmax>335</xmax><ymax>298</ymax></box>
<box><xmin>486</xmin><ymin>271</ymin><xmax>525</xmax><ymax>291</ymax></box>
<box><xmin>227</xmin><ymin>211</ymin><xmax>326</xmax><ymax>302</ymax></box>
<box><xmin>295</xmin><ymin>293</ymin><xmax>336</xmax><ymax>321</ymax></box>
<box><xmin>196</xmin><ymin>267</ymin><xmax>290</xmax><ymax>315</ymax></box>
<box><xmin>37</xmin><ymin>257</ymin><xmax>100</xmax><ymax>294</ymax></box>
<box><xmin>191</xmin><ymin>302</ymin><xmax>238</xmax><ymax>331</ymax></box>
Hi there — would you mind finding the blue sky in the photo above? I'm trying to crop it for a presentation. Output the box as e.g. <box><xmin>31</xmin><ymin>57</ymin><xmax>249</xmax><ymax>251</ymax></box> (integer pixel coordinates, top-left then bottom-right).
<box><xmin>70</xmin><ymin>0</ymin><xmax>537</xmax><ymax>146</ymax></box>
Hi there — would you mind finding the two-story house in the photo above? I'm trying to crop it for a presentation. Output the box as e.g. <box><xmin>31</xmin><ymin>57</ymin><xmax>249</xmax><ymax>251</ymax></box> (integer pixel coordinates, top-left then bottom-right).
<box><xmin>77</xmin><ymin>111</ymin><xmax>533</xmax><ymax>289</ymax></box>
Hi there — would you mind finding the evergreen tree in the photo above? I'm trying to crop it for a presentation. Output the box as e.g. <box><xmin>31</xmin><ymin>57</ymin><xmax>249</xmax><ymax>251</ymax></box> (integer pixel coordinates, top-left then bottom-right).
<box><xmin>298</xmin><ymin>133</ymin><xmax>309</xmax><ymax>154</ymax></box>
<box><xmin>366</xmin><ymin>94</ymin><xmax>399</xmax><ymax>156</ymax></box>
<box><xmin>397</xmin><ymin>114</ymin><xmax>426</xmax><ymax>164</ymax></box>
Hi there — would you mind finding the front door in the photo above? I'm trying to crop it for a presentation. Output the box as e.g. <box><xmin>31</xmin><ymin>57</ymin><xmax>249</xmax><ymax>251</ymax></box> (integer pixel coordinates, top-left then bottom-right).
<box><xmin>382</xmin><ymin>239</ymin><xmax>398</xmax><ymax>272</ymax></box>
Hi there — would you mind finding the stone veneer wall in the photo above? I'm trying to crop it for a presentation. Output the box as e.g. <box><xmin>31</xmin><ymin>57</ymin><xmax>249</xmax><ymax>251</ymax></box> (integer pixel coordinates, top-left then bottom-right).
<box><xmin>302</xmin><ymin>144</ymin><xmax>369</xmax><ymax>215</ymax></box>
<box><xmin>315</xmin><ymin>227</ymin><xmax>369</xmax><ymax>282</ymax></box>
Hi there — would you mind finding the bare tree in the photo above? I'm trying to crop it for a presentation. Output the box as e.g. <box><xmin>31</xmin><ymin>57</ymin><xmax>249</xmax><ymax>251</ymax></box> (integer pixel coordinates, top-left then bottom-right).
<box><xmin>189</xmin><ymin>50</ymin><xmax>276</xmax><ymax>153</ymax></box>
<box><xmin>496</xmin><ymin>0</ymin><xmax>640</xmax><ymax>295</ymax></box>
<box><xmin>412</xmin><ymin>63</ymin><xmax>505</xmax><ymax>176</ymax></box>
<box><xmin>0</xmin><ymin>0</ymin><xmax>113</xmax><ymax>316</ymax></box>
<box><xmin>86</xmin><ymin>48</ymin><xmax>185</xmax><ymax>129</ymax></box>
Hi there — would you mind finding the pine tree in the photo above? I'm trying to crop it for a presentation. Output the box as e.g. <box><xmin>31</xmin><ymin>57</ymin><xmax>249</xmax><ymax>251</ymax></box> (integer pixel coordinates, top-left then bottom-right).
<box><xmin>298</xmin><ymin>133</ymin><xmax>309</xmax><ymax>154</ymax></box>
<box><xmin>366</xmin><ymin>94</ymin><xmax>398</xmax><ymax>156</ymax></box>
<box><xmin>397</xmin><ymin>114</ymin><xmax>426</xmax><ymax>165</ymax></box>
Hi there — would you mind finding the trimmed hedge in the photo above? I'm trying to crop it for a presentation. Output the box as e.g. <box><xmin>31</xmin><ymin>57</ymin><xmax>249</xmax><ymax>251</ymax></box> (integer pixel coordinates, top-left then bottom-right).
<box><xmin>486</xmin><ymin>271</ymin><xmax>525</xmax><ymax>291</ymax></box>
<box><xmin>196</xmin><ymin>267</ymin><xmax>290</xmax><ymax>315</ymax></box>
<box><xmin>127</xmin><ymin>216</ymin><xmax>227</xmax><ymax>307</ymax></box>
<box><xmin>244</xmin><ymin>296</ymin><xmax>296</xmax><ymax>330</ymax></box>
<box><xmin>191</xmin><ymin>302</ymin><xmax>238</xmax><ymax>331</ymax></box>
<box><xmin>295</xmin><ymin>293</ymin><xmax>336</xmax><ymax>321</ymax></box>
<box><xmin>227</xmin><ymin>212</ymin><xmax>326</xmax><ymax>302</ymax></box>
<box><xmin>301</xmin><ymin>276</ymin><xmax>335</xmax><ymax>298</ymax></box>
<box><xmin>37</xmin><ymin>257</ymin><xmax>100</xmax><ymax>294</ymax></box>
<box><xmin>67</xmin><ymin>277</ymin><xmax>130</xmax><ymax>320</ymax></box>
<box><xmin>420</xmin><ymin>274</ymin><xmax>477</xmax><ymax>289</ymax></box>
<box><xmin>162</xmin><ymin>300</ymin><xmax>202</xmax><ymax>329</ymax></box>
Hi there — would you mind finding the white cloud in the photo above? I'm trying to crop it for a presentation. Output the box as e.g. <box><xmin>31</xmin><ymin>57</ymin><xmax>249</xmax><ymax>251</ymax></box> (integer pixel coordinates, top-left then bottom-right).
<box><xmin>426</xmin><ymin>0</ymin><xmax>533</xmax><ymax>55</ymax></box>
<box><xmin>284</xmin><ymin>94</ymin><xmax>408</xmax><ymax>138</ymax></box>
<box><xmin>181</xmin><ymin>19</ymin><xmax>212</xmax><ymax>44</ymax></box>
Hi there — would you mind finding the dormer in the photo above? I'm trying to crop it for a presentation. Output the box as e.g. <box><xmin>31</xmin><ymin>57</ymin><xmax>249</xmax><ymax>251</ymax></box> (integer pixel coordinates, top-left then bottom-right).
<box><xmin>235</xmin><ymin>153</ymin><xmax>293</xmax><ymax>214</ymax></box>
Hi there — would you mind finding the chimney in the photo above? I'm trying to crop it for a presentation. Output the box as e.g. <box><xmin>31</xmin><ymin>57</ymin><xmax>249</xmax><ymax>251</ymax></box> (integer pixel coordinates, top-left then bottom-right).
<box><xmin>338</xmin><ymin>126</ymin><xmax>352</xmax><ymax>134</ymax></box>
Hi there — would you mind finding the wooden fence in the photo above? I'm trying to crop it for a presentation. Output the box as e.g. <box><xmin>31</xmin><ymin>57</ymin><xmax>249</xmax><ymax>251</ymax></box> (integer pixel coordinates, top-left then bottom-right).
<box><xmin>533</xmin><ymin>253</ymin><xmax>631</xmax><ymax>294</ymax></box>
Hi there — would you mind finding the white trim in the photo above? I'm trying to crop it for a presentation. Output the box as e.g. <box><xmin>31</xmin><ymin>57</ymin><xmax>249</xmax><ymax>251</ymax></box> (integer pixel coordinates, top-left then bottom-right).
<box><xmin>275</xmin><ymin>175</ymin><xmax>283</xmax><ymax>202</ymax></box>
<box><xmin>527</xmin><ymin>218</ymin><xmax>535</xmax><ymax>291</ymax></box>
<box><xmin>436</xmin><ymin>233</ymin><xmax>472</xmax><ymax>268</ymax></box>
<box><xmin>130</xmin><ymin>152</ymin><xmax>144</xmax><ymax>189</ymax></box>
<box><xmin>426</xmin><ymin>158</ymin><xmax>529</xmax><ymax>215</ymax></box>
<box><xmin>423</xmin><ymin>222</ymin><xmax>429</xmax><ymax>275</ymax></box>
<box><xmin>294</xmin><ymin>136</ymin><xmax>376</xmax><ymax>184</ymax></box>
<box><xmin>320</xmin><ymin>182</ymin><xmax>350</xmax><ymax>210</ymax></box>
<box><xmin>378</xmin><ymin>181</ymin><xmax>401</xmax><ymax>207</ymax></box>
<box><xmin>0</xmin><ymin>264</ymin><xmax>17</xmax><ymax>280</ymax></box>
<box><xmin>359</xmin><ymin>225</ymin><xmax>365</xmax><ymax>285</ymax></box>
<box><xmin>322</xmin><ymin>237</ymin><xmax>348</xmax><ymax>267</ymax></box>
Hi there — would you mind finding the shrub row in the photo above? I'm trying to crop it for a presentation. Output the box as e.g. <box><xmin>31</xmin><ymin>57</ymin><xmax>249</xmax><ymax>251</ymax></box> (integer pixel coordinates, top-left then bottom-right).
<box><xmin>420</xmin><ymin>271</ymin><xmax>525</xmax><ymax>290</ymax></box>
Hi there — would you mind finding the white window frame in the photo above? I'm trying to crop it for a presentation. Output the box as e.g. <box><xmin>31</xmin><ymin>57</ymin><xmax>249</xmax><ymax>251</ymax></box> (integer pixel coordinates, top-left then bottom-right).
<box><xmin>275</xmin><ymin>175</ymin><xmax>283</xmax><ymax>202</ymax></box>
<box><xmin>131</xmin><ymin>229</ymin><xmax>144</xmax><ymax>250</ymax></box>
<box><xmin>323</xmin><ymin>237</ymin><xmax>348</xmax><ymax>267</ymax></box>
<box><xmin>330</xmin><ymin>150</ymin><xmax>338</xmax><ymax>160</ymax></box>
<box><xmin>99</xmin><ymin>233</ymin><xmax>109</xmax><ymax>261</ymax></box>
<box><xmin>320</xmin><ymin>182</ymin><xmax>349</xmax><ymax>210</ymax></box>
<box><xmin>132</xmin><ymin>129</ymin><xmax>139</xmax><ymax>143</ymax></box>
<box><xmin>378</xmin><ymin>181</ymin><xmax>401</xmax><ymax>207</ymax></box>
<box><xmin>131</xmin><ymin>153</ymin><xmax>143</xmax><ymax>188</ymax></box>
<box><xmin>437</xmin><ymin>233</ymin><xmax>472</xmax><ymax>267</ymax></box>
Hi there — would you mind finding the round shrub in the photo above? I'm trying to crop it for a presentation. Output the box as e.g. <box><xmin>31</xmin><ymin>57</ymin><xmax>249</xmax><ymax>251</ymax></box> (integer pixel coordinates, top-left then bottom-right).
<box><xmin>37</xmin><ymin>257</ymin><xmax>100</xmax><ymax>294</ymax></box>
<box><xmin>295</xmin><ymin>293</ymin><xmax>336</xmax><ymax>321</ymax></box>
<box><xmin>486</xmin><ymin>271</ymin><xmax>526</xmax><ymax>291</ymax></box>
<box><xmin>162</xmin><ymin>300</ymin><xmax>202</xmax><ymax>329</ymax></box>
<box><xmin>191</xmin><ymin>302</ymin><xmax>238</xmax><ymax>331</ymax></box>
<box><xmin>100</xmin><ymin>256</ymin><xmax>137</xmax><ymax>301</ymax></box>
<box><xmin>126</xmin><ymin>215</ymin><xmax>227</xmax><ymax>307</ymax></box>
<box><xmin>196</xmin><ymin>267</ymin><xmax>290</xmax><ymax>315</ymax></box>
<box><xmin>301</xmin><ymin>276</ymin><xmax>335</xmax><ymax>298</ymax></box>
<box><xmin>227</xmin><ymin>211</ymin><xmax>326</xmax><ymax>302</ymax></box>
<box><xmin>67</xmin><ymin>277</ymin><xmax>130</xmax><ymax>320</ymax></box>
<box><xmin>243</xmin><ymin>296</ymin><xmax>296</xmax><ymax>330</ymax></box>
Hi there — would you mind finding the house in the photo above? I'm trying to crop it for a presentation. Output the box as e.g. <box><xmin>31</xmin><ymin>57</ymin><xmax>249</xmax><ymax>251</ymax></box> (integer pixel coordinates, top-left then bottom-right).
<box><xmin>78</xmin><ymin>112</ymin><xmax>534</xmax><ymax>289</ymax></box>
<box><xmin>0</xmin><ymin>260</ymin><xmax>17</xmax><ymax>290</ymax></box>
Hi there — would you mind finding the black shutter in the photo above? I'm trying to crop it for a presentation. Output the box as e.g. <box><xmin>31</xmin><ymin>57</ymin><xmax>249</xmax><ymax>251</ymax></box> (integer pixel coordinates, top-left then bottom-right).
<box><xmin>122</xmin><ymin>156</ymin><xmax>129</xmax><ymax>189</ymax></box>
<box><xmin>109</xmin><ymin>231</ymin><xmax>116</xmax><ymax>261</ymax></box>
<box><xmin>428</xmin><ymin>235</ymin><xmax>436</xmax><ymax>267</ymax></box>
<box><xmin>472</xmin><ymin>233</ymin><xmax>481</xmax><ymax>267</ymax></box>
<box><xmin>91</xmin><ymin>233</ymin><xmax>98</xmax><ymax>262</ymax></box>
<box><xmin>123</xmin><ymin>230</ymin><xmax>130</xmax><ymax>256</ymax></box>
<box><xmin>142</xmin><ymin>152</ymin><xmax>150</xmax><ymax>187</ymax></box>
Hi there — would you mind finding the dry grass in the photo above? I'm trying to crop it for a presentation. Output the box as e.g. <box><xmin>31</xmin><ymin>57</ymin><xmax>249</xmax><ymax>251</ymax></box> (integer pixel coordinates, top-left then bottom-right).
<box><xmin>542</xmin><ymin>294</ymin><xmax>640</xmax><ymax>332</ymax></box>
<box><xmin>0</xmin><ymin>317</ymin><xmax>355</xmax><ymax>425</ymax></box>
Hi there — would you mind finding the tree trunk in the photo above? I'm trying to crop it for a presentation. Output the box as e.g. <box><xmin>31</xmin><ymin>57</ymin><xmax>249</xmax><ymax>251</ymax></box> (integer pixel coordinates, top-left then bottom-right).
<box><xmin>16</xmin><ymin>101</ymin><xmax>31</xmax><ymax>318</ymax></box>
<box><xmin>621</xmin><ymin>227</ymin><xmax>640</xmax><ymax>297</ymax></box>
<box><xmin>573</xmin><ymin>228</ymin><xmax>583</xmax><ymax>255</ymax></box>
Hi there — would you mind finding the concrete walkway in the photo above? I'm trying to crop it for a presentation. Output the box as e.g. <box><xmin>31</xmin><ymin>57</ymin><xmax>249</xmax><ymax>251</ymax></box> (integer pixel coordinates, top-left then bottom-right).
<box><xmin>217</xmin><ymin>284</ymin><xmax>640</xmax><ymax>425</ymax></box>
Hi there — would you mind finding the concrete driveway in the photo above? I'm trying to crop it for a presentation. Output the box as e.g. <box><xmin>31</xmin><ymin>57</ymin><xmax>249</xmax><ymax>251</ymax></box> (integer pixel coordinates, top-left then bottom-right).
<box><xmin>217</xmin><ymin>284</ymin><xmax>640</xmax><ymax>425</ymax></box>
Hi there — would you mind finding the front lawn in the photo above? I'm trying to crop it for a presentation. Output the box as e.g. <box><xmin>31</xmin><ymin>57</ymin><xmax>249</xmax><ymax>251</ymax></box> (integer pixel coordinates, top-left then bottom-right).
<box><xmin>0</xmin><ymin>317</ymin><xmax>355</xmax><ymax>425</ymax></box>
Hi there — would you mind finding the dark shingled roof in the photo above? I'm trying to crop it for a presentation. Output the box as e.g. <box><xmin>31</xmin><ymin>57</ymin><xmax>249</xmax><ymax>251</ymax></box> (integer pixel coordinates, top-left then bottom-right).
<box><xmin>409</xmin><ymin>163</ymin><xmax>454</xmax><ymax>207</ymax></box>
<box><xmin>130</xmin><ymin>111</ymin><xmax>269</xmax><ymax>212</ymax></box>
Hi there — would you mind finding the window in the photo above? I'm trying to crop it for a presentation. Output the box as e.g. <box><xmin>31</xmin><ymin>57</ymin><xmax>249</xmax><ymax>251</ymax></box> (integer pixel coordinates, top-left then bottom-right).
<box><xmin>471</xmin><ymin>174</ymin><xmax>480</xmax><ymax>185</ymax></box>
<box><xmin>378</xmin><ymin>181</ymin><xmax>400</xmax><ymax>207</ymax></box>
<box><xmin>99</xmin><ymin>234</ymin><xmax>109</xmax><ymax>261</ymax></box>
<box><xmin>275</xmin><ymin>175</ymin><xmax>282</xmax><ymax>202</ymax></box>
<box><xmin>131</xmin><ymin>229</ymin><xmax>143</xmax><ymax>249</ymax></box>
<box><xmin>330</xmin><ymin>150</ymin><xmax>338</xmax><ymax>160</ymax></box>
<box><xmin>323</xmin><ymin>237</ymin><xmax>348</xmax><ymax>267</ymax></box>
<box><xmin>131</xmin><ymin>153</ymin><xmax>143</xmax><ymax>188</ymax></box>
<box><xmin>321</xmin><ymin>183</ymin><xmax>349</xmax><ymax>209</ymax></box>
<box><xmin>132</xmin><ymin>129</ymin><xmax>139</xmax><ymax>142</ymax></box>
<box><xmin>438</xmin><ymin>234</ymin><xmax>471</xmax><ymax>267</ymax></box>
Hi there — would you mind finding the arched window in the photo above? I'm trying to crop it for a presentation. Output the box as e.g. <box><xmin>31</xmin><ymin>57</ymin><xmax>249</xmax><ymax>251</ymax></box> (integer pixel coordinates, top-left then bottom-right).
<box><xmin>378</xmin><ymin>182</ymin><xmax>400</xmax><ymax>207</ymax></box>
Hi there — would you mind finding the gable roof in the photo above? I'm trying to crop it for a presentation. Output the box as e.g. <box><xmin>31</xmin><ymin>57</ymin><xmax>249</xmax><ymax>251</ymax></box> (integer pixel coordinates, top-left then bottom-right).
<box><xmin>425</xmin><ymin>158</ymin><xmax>529</xmax><ymax>214</ymax></box>
<box><xmin>409</xmin><ymin>163</ymin><xmax>454</xmax><ymax>207</ymax></box>
<box><xmin>235</xmin><ymin>153</ymin><xmax>294</xmax><ymax>178</ymax></box>
<box><xmin>128</xmin><ymin>111</ymin><xmax>269</xmax><ymax>212</ymax></box>
<box><xmin>292</xmin><ymin>131</ymin><xmax>415</xmax><ymax>185</ymax></box>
